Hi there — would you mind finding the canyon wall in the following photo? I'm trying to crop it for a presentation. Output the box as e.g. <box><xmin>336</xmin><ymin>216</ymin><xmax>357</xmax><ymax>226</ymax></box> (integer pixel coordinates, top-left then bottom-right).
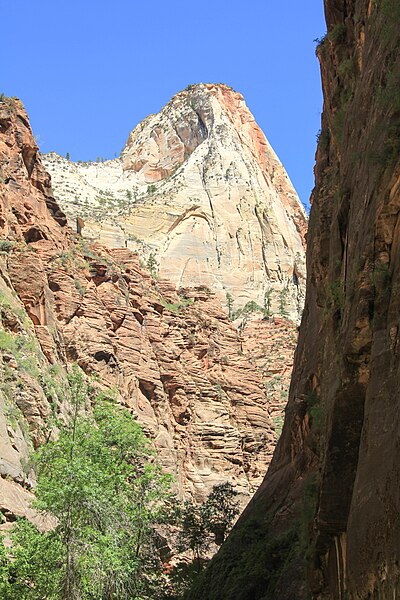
<box><xmin>187</xmin><ymin>1</ymin><xmax>400</xmax><ymax>598</ymax></box>
<box><xmin>0</xmin><ymin>97</ymin><xmax>301</xmax><ymax>531</ymax></box>
<box><xmin>43</xmin><ymin>84</ymin><xmax>307</xmax><ymax>321</ymax></box>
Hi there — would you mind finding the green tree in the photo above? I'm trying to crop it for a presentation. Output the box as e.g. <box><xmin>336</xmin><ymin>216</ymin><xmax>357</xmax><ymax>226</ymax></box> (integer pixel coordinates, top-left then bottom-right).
<box><xmin>201</xmin><ymin>482</ymin><xmax>239</xmax><ymax>546</ymax></box>
<box><xmin>171</xmin><ymin>483</ymin><xmax>240</xmax><ymax>594</ymax></box>
<box><xmin>146</xmin><ymin>253</ymin><xmax>159</xmax><ymax>278</ymax></box>
<box><xmin>66</xmin><ymin>152</ymin><xmax>70</xmax><ymax>161</ymax></box>
<box><xmin>225</xmin><ymin>292</ymin><xmax>234</xmax><ymax>320</ymax></box>
<box><xmin>263</xmin><ymin>287</ymin><xmax>273</xmax><ymax>317</ymax></box>
<box><xmin>177</xmin><ymin>502</ymin><xmax>209</xmax><ymax>572</ymax></box>
<box><xmin>278</xmin><ymin>287</ymin><xmax>289</xmax><ymax>318</ymax></box>
<box><xmin>2</xmin><ymin>367</ymin><xmax>174</xmax><ymax>599</ymax></box>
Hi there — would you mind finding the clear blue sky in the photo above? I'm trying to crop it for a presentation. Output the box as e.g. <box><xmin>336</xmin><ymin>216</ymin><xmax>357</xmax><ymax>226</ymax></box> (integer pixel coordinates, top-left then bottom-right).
<box><xmin>2</xmin><ymin>0</ymin><xmax>326</xmax><ymax>210</ymax></box>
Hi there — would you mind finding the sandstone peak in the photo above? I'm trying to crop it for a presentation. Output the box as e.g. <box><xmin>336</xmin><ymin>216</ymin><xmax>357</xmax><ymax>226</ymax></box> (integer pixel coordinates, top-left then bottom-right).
<box><xmin>43</xmin><ymin>84</ymin><xmax>307</xmax><ymax>320</ymax></box>
<box><xmin>0</xmin><ymin>96</ymin><xmax>294</xmax><ymax>518</ymax></box>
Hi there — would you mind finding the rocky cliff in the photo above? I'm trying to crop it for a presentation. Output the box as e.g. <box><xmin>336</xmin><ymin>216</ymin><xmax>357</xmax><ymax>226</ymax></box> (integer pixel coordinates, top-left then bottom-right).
<box><xmin>187</xmin><ymin>1</ymin><xmax>400</xmax><ymax>599</ymax></box>
<box><xmin>43</xmin><ymin>84</ymin><xmax>307</xmax><ymax>321</ymax></box>
<box><xmin>0</xmin><ymin>97</ymin><xmax>302</xmax><ymax>531</ymax></box>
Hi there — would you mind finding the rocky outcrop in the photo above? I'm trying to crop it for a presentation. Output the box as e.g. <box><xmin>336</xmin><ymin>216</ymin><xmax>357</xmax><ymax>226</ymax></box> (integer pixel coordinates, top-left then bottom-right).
<box><xmin>238</xmin><ymin>314</ymin><xmax>298</xmax><ymax>437</ymax></box>
<box><xmin>187</xmin><ymin>1</ymin><xmax>400</xmax><ymax>599</ymax></box>
<box><xmin>8</xmin><ymin>244</ymin><xmax>278</xmax><ymax>502</ymax></box>
<box><xmin>43</xmin><ymin>84</ymin><xmax>307</xmax><ymax>320</ymax></box>
<box><xmin>0</xmin><ymin>98</ymin><xmax>297</xmax><ymax>529</ymax></box>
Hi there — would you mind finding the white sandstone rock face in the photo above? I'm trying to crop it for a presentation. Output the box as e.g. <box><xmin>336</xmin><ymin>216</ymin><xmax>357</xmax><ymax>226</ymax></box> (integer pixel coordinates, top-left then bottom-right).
<box><xmin>43</xmin><ymin>84</ymin><xmax>307</xmax><ymax>320</ymax></box>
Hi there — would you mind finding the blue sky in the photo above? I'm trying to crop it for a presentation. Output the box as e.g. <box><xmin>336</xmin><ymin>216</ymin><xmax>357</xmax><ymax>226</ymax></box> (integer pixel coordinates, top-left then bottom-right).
<box><xmin>2</xmin><ymin>0</ymin><xmax>326</xmax><ymax>210</ymax></box>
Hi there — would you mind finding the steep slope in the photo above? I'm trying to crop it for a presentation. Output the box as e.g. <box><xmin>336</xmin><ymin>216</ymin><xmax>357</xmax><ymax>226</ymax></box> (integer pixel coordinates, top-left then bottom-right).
<box><xmin>187</xmin><ymin>1</ymin><xmax>400</xmax><ymax>599</ymax></box>
<box><xmin>0</xmin><ymin>97</ymin><xmax>289</xmax><ymax>530</ymax></box>
<box><xmin>43</xmin><ymin>84</ymin><xmax>307</xmax><ymax>320</ymax></box>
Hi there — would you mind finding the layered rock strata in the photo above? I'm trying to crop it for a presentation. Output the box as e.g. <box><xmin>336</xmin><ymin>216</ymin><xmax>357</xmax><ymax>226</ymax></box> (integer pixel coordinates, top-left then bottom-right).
<box><xmin>0</xmin><ymin>98</ymin><xmax>287</xmax><ymax>527</ymax></box>
<box><xmin>43</xmin><ymin>84</ymin><xmax>307</xmax><ymax>320</ymax></box>
<box><xmin>238</xmin><ymin>314</ymin><xmax>298</xmax><ymax>437</ymax></box>
<box><xmin>187</xmin><ymin>1</ymin><xmax>400</xmax><ymax>598</ymax></box>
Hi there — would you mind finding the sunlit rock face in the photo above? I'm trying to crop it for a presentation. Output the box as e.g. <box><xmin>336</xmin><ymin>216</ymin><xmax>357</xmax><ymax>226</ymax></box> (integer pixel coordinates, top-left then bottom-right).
<box><xmin>0</xmin><ymin>97</ymin><xmax>288</xmax><ymax>526</ymax></box>
<box><xmin>43</xmin><ymin>83</ymin><xmax>307</xmax><ymax>321</ymax></box>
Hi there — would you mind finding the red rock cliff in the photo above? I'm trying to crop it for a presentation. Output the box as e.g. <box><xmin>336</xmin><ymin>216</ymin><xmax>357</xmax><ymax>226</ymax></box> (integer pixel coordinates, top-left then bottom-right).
<box><xmin>187</xmin><ymin>1</ymin><xmax>400</xmax><ymax>598</ymax></box>
<box><xmin>0</xmin><ymin>97</ymin><xmax>291</xmax><ymax>525</ymax></box>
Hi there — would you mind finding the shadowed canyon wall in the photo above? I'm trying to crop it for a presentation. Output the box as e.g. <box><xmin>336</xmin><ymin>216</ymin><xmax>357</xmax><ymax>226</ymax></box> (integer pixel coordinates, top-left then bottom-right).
<box><xmin>187</xmin><ymin>1</ymin><xmax>400</xmax><ymax>598</ymax></box>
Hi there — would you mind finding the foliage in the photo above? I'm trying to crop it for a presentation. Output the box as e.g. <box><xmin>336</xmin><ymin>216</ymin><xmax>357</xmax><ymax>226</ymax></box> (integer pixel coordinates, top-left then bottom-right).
<box><xmin>328</xmin><ymin>23</ymin><xmax>346</xmax><ymax>44</ymax></box>
<box><xmin>329</xmin><ymin>279</ymin><xmax>345</xmax><ymax>312</ymax></box>
<box><xmin>169</xmin><ymin>483</ymin><xmax>240</xmax><ymax>597</ymax></box>
<box><xmin>232</xmin><ymin>300</ymin><xmax>264</xmax><ymax>320</ymax></box>
<box><xmin>263</xmin><ymin>288</ymin><xmax>273</xmax><ymax>318</ymax></box>
<box><xmin>332</xmin><ymin>110</ymin><xmax>347</xmax><ymax>146</ymax></box>
<box><xmin>78</xmin><ymin>239</ymin><xmax>107</xmax><ymax>263</ymax></box>
<box><xmin>187</xmin><ymin>511</ymin><xmax>299</xmax><ymax>600</ymax></box>
<box><xmin>273</xmin><ymin>415</ymin><xmax>284</xmax><ymax>439</ymax></box>
<box><xmin>0</xmin><ymin>365</ymin><xmax>243</xmax><ymax>599</ymax></box>
<box><xmin>338</xmin><ymin>57</ymin><xmax>354</xmax><ymax>79</ymax></box>
<box><xmin>147</xmin><ymin>184</ymin><xmax>157</xmax><ymax>195</ymax></box>
<box><xmin>305</xmin><ymin>390</ymin><xmax>326</xmax><ymax>441</ymax></box>
<box><xmin>379</xmin><ymin>0</ymin><xmax>400</xmax><ymax>45</ymax></box>
<box><xmin>177</xmin><ymin>501</ymin><xmax>210</xmax><ymax>567</ymax></box>
<box><xmin>147</xmin><ymin>253</ymin><xmax>159</xmax><ymax>278</ymax></box>
<box><xmin>201</xmin><ymin>483</ymin><xmax>240</xmax><ymax>546</ymax></box>
<box><xmin>1</xmin><ymin>367</ymin><xmax>174</xmax><ymax>599</ymax></box>
<box><xmin>0</xmin><ymin>94</ymin><xmax>18</xmax><ymax>111</ymax></box>
<box><xmin>313</xmin><ymin>34</ymin><xmax>327</xmax><ymax>48</ymax></box>
<box><xmin>74</xmin><ymin>278</ymin><xmax>86</xmax><ymax>297</ymax></box>
<box><xmin>243</xmin><ymin>300</ymin><xmax>262</xmax><ymax>314</ymax></box>
<box><xmin>4</xmin><ymin>520</ymin><xmax>64</xmax><ymax>599</ymax></box>
<box><xmin>160</xmin><ymin>297</ymin><xmax>193</xmax><ymax>314</ymax></box>
<box><xmin>0</xmin><ymin>239</ymin><xmax>15</xmax><ymax>253</ymax></box>
<box><xmin>0</xmin><ymin>329</ymin><xmax>40</xmax><ymax>376</ymax></box>
<box><xmin>226</xmin><ymin>292</ymin><xmax>234</xmax><ymax>320</ymax></box>
<box><xmin>0</xmin><ymin>538</ymin><xmax>12</xmax><ymax>597</ymax></box>
<box><xmin>278</xmin><ymin>287</ymin><xmax>289</xmax><ymax>318</ymax></box>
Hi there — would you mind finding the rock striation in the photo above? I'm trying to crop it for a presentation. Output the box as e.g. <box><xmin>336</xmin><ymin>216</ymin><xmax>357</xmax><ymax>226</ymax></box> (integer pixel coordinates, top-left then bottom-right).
<box><xmin>43</xmin><ymin>84</ymin><xmax>307</xmax><ymax>321</ymax></box>
<box><xmin>0</xmin><ymin>97</ymin><xmax>297</xmax><ymax>528</ymax></box>
<box><xmin>187</xmin><ymin>1</ymin><xmax>400</xmax><ymax>599</ymax></box>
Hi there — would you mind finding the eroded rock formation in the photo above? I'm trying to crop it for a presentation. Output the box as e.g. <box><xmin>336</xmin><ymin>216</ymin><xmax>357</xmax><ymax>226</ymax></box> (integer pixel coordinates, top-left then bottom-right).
<box><xmin>43</xmin><ymin>84</ymin><xmax>307</xmax><ymax>320</ymax></box>
<box><xmin>0</xmin><ymin>97</ymin><xmax>299</xmax><ymax>529</ymax></box>
<box><xmin>187</xmin><ymin>1</ymin><xmax>400</xmax><ymax>599</ymax></box>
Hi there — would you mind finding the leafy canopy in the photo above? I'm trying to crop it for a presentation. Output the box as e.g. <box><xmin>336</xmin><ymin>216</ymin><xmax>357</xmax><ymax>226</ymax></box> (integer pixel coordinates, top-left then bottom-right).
<box><xmin>2</xmin><ymin>367</ymin><xmax>174</xmax><ymax>600</ymax></box>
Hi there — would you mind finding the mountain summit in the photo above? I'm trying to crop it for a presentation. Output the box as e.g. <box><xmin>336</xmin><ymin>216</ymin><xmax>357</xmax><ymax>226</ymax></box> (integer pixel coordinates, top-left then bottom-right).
<box><xmin>44</xmin><ymin>83</ymin><xmax>307</xmax><ymax>319</ymax></box>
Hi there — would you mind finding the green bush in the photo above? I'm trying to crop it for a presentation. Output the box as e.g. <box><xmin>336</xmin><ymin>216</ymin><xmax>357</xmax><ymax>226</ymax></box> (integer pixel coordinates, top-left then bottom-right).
<box><xmin>160</xmin><ymin>297</ymin><xmax>193</xmax><ymax>314</ymax></box>
<box><xmin>0</xmin><ymin>239</ymin><xmax>15</xmax><ymax>253</ymax></box>
<box><xmin>146</xmin><ymin>252</ymin><xmax>159</xmax><ymax>278</ymax></box>
<box><xmin>329</xmin><ymin>279</ymin><xmax>345</xmax><ymax>311</ymax></box>
<box><xmin>328</xmin><ymin>23</ymin><xmax>346</xmax><ymax>44</ymax></box>
<box><xmin>232</xmin><ymin>300</ymin><xmax>264</xmax><ymax>320</ymax></box>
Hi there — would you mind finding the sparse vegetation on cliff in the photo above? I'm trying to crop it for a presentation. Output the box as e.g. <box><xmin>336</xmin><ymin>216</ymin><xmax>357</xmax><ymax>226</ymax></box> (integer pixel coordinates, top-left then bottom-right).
<box><xmin>146</xmin><ymin>252</ymin><xmax>159</xmax><ymax>278</ymax></box>
<box><xmin>0</xmin><ymin>239</ymin><xmax>15</xmax><ymax>253</ymax></box>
